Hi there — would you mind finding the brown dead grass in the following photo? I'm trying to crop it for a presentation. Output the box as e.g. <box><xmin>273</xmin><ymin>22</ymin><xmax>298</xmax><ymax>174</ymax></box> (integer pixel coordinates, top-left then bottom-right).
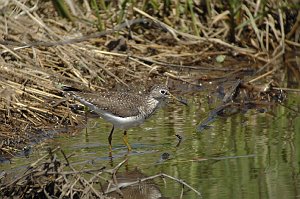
<box><xmin>0</xmin><ymin>1</ymin><xmax>299</xmax><ymax>158</ymax></box>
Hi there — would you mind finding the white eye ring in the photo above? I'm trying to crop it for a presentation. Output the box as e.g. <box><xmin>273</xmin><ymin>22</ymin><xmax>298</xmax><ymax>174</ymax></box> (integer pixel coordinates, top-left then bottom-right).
<box><xmin>160</xmin><ymin>89</ymin><xmax>168</xmax><ymax>95</ymax></box>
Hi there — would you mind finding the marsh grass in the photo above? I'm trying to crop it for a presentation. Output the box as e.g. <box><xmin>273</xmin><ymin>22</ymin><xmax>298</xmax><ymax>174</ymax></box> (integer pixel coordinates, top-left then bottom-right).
<box><xmin>0</xmin><ymin>0</ymin><xmax>299</xmax><ymax>157</ymax></box>
<box><xmin>51</xmin><ymin>0</ymin><xmax>299</xmax><ymax>52</ymax></box>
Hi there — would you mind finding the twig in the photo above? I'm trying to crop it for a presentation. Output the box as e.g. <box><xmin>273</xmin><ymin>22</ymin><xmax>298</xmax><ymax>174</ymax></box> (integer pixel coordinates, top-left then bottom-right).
<box><xmin>272</xmin><ymin>87</ymin><xmax>300</xmax><ymax>92</ymax></box>
<box><xmin>253</xmin><ymin>49</ymin><xmax>284</xmax><ymax>76</ymax></box>
<box><xmin>104</xmin><ymin>173</ymin><xmax>202</xmax><ymax>198</ymax></box>
<box><xmin>29</xmin><ymin>146</ymin><xmax>60</xmax><ymax>168</ymax></box>
<box><xmin>249</xmin><ymin>66</ymin><xmax>278</xmax><ymax>83</ymax></box>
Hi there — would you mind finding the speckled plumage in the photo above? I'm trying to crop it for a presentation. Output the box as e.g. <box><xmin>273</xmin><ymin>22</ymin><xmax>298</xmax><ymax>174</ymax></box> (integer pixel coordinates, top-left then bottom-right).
<box><xmin>67</xmin><ymin>85</ymin><xmax>170</xmax><ymax>129</ymax></box>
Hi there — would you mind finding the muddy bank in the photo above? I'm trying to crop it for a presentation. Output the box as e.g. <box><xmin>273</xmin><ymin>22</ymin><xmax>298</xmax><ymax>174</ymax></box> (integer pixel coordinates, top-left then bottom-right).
<box><xmin>0</xmin><ymin>147</ymin><xmax>202</xmax><ymax>198</ymax></box>
<box><xmin>0</xmin><ymin>1</ymin><xmax>299</xmax><ymax>160</ymax></box>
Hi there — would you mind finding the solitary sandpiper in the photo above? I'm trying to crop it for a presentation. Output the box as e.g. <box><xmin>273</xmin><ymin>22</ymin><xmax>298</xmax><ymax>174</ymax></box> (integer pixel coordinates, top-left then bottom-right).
<box><xmin>64</xmin><ymin>85</ymin><xmax>186</xmax><ymax>151</ymax></box>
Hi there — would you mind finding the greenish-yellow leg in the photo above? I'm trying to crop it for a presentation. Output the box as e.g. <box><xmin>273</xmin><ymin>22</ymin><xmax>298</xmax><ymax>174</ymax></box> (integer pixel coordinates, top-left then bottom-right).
<box><xmin>123</xmin><ymin>131</ymin><xmax>132</xmax><ymax>151</ymax></box>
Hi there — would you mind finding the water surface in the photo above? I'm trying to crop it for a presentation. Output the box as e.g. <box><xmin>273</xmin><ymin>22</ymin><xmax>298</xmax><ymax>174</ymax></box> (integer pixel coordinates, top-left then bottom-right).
<box><xmin>1</xmin><ymin>92</ymin><xmax>300</xmax><ymax>199</ymax></box>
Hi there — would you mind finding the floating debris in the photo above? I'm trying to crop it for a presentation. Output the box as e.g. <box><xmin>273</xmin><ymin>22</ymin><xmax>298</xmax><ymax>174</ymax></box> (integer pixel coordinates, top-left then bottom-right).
<box><xmin>0</xmin><ymin>148</ymin><xmax>202</xmax><ymax>199</ymax></box>
<box><xmin>197</xmin><ymin>80</ymin><xmax>287</xmax><ymax>132</ymax></box>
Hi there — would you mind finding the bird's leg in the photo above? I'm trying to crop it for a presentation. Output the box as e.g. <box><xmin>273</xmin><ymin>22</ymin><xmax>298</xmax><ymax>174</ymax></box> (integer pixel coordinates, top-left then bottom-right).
<box><xmin>123</xmin><ymin>130</ymin><xmax>132</xmax><ymax>151</ymax></box>
<box><xmin>108</xmin><ymin>126</ymin><xmax>114</xmax><ymax>152</ymax></box>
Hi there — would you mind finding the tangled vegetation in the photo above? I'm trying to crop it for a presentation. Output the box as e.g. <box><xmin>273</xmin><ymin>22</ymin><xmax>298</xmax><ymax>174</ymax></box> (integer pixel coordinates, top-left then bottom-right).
<box><xmin>0</xmin><ymin>0</ymin><xmax>299</xmax><ymax>198</ymax></box>
<box><xmin>0</xmin><ymin>0</ymin><xmax>299</xmax><ymax>160</ymax></box>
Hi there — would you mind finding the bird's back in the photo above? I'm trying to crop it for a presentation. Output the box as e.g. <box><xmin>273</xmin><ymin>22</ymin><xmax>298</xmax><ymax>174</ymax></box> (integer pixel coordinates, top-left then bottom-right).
<box><xmin>69</xmin><ymin>91</ymin><xmax>148</xmax><ymax>118</ymax></box>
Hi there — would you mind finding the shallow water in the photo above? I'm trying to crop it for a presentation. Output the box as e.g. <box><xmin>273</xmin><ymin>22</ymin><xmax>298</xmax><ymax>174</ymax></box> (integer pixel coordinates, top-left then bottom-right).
<box><xmin>1</xmin><ymin>91</ymin><xmax>300</xmax><ymax>199</ymax></box>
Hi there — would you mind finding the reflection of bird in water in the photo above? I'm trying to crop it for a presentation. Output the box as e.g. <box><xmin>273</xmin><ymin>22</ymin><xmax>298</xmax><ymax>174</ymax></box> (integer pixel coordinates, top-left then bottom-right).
<box><xmin>106</xmin><ymin>168</ymin><xmax>165</xmax><ymax>199</ymax></box>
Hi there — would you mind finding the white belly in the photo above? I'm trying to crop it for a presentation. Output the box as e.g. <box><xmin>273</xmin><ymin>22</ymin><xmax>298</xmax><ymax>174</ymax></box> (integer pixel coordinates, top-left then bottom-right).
<box><xmin>101</xmin><ymin>112</ymin><xmax>145</xmax><ymax>129</ymax></box>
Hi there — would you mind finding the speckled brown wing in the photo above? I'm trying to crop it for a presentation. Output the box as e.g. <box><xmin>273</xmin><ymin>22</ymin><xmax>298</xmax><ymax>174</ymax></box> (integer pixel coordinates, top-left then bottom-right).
<box><xmin>70</xmin><ymin>91</ymin><xmax>147</xmax><ymax>118</ymax></box>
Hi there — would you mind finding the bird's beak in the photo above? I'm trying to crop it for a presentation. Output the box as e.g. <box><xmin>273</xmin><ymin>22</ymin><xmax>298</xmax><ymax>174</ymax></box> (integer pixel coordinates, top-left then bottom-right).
<box><xmin>168</xmin><ymin>92</ymin><xmax>188</xmax><ymax>106</ymax></box>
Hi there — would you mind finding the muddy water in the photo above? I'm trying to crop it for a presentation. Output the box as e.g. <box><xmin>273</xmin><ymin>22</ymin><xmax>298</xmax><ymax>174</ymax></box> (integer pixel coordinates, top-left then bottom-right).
<box><xmin>1</xmin><ymin>92</ymin><xmax>300</xmax><ymax>199</ymax></box>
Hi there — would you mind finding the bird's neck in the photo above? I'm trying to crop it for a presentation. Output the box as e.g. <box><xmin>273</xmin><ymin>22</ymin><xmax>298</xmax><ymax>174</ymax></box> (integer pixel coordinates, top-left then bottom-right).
<box><xmin>139</xmin><ymin>97</ymin><xmax>165</xmax><ymax>119</ymax></box>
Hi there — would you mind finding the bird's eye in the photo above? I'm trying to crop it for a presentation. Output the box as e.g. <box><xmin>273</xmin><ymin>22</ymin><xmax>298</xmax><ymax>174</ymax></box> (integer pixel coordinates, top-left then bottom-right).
<box><xmin>160</xmin><ymin>89</ymin><xmax>168</xmax><ymax>95</ymax></box>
